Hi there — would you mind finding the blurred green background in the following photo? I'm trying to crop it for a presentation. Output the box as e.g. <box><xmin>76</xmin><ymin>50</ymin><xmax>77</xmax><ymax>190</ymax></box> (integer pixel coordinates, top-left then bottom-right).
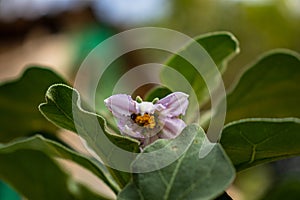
<box><xmin>0</xmin><ymin>0</ymin><xmax>299</xmax><ymax>199</ymax></box>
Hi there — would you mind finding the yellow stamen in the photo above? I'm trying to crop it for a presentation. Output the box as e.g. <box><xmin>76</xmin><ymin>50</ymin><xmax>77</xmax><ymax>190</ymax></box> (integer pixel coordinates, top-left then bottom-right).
<box><xmin>134</xmin><ymin>113</ymin><xmax>156</xmax><ymax>128</ymax></box>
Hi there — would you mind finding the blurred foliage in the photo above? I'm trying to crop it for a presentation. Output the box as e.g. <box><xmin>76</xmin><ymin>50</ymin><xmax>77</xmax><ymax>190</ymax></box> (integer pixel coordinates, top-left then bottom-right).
<box><xmin>234</xmin><ymin>165</ymin><xmax>273</xmax><ymax>200</ymax></box>
<box><xmin>0</xmin><ymin>181</ymin><xmax>20</xmax><ymax>200</ymax></box>
<box><xmin>0</xmin><ymin>67</ymin><xmax>66</xmax><ymax>143</ymax></box>
<box><xmin>71</xmin><ymin>24</ymin><xmax>116</xmax><ymax>74</ymax></box>
<box><xmin>160</xmin><ymin>0</ymin><xmax>300</xmax><ymax>86</ymax></box>
<box><xmin>261</xmin><ymin>172</ymin><xmax>300</xmax><ymax>200</ymax></box>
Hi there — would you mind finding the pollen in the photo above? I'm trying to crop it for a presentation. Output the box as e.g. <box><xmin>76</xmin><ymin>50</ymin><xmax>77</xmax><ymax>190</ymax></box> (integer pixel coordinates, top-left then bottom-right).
<box><xmin>131</xmin><ymin>113</ymin><xmax>156</xmax><ymax>129</ymax></box>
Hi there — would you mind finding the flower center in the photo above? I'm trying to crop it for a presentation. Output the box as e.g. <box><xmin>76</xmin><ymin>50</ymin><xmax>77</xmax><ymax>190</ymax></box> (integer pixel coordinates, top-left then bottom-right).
<box><xmin>131</xmin><ymin>113</ymin><xmax>156</xmax><ymax>129</ymax></box>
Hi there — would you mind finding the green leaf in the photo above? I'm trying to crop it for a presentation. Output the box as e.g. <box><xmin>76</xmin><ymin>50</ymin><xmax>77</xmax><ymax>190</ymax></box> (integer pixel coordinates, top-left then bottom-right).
<box><xmin>118</xmin><ymin>184</ymin><xmax>233</xmax><ymax>200</ymax></box>
<box><xmin>117</xmin><ymin>183</ymin><xmax>140</xmax><ymax>200</ymax></box>
<box><xmin>220</xmin><ymin>118</ymin><xmax>300</xmax><ymax>171</ymax></box>
<box><xmin>145</xmin><ymin>86</ymin><xmax>172</xmax><ymax>101</ymax></box>
<box><xmin>0</xmin><ymin>134</ymin><xmax>118</xmax><ymax>193</ymax></box>
<box><xmin>118</xmin><ymin>125</ymin><xmax>235</xmax><ymax>200</ymax></box>
<box><xmin>39</xmin><ymin>84</ymin><xmax>139</xmax><ymax>188</ymax></box>
<box><xmin>0</xmin><ymin>136</ymin><xmax>113</xmax><ymax>200</ymax></box>
<box><xmin>161</xmin><ymin>32</ymin><xmax>239</xmax><ymax>108</ymax></box>
<box><xmin>226</xmin><ymin>50</ymin><xmax>300</xmax><ymax>123</ymax></box>
<box><xmin>0</xmin><ymin>66</ymin><xmax>67</xmax><ymax>143</ymax></box>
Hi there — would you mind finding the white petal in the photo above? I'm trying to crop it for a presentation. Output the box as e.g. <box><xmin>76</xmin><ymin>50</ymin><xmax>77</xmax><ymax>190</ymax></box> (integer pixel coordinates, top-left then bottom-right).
<box><xmin>136</xmin><ymin>102</ymin><xmax>165</xmax><ymax>115</ymax></box>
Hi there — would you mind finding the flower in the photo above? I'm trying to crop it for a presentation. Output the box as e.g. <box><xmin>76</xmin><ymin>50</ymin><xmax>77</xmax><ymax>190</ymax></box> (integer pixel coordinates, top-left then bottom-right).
<box><xmin>104</xmin><ymin>92</ymin><xmax>189</xmax><ymax>147</ymax></box>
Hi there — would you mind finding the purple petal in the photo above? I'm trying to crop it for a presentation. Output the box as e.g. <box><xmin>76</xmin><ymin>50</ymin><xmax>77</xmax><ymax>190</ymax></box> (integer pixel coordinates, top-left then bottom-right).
<box><xmin>157</xmin><ymin>92</ymin><xmax>189</xmax><ymax>117</ymax></box>
<box><xmin>160</xmin><ymin>118</ymin><xmax>186</xmax><ymax>139</ymax></box>
<box><xmin>104</xmin><ymin>94</ymin><xmax>137</xmax><ymax>118</ymax></box>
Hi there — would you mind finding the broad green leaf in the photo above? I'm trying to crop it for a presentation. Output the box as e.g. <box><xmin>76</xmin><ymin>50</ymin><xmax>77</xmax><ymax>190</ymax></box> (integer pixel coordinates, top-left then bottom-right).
<box><xmin>0</xmin><ymin>134</ymin><xmax>118</xmax><ymax>193</ymax></box>
<box><xmin>118</xmin><ymin>183</ymin><xmax>233</xmax><ymax>200</ymax></box>
<box><xmin>0</xmin><ymin>137</ymin><xmax>112</xmax><ymax>200</ymax></box>
<box><xmin>117</xmin><ymin>183</ymin><xmax>140</xmax><ymax>200</ymax></box>
<box><xmin>220</xmin><ymin>118</ymin><xmax>300</xmax><ymax>171</ymax></box>
<box><xmin>39</xmin><ymin>84</ymin><xmax>139</xmax><ymax>188</ymax></box>
<box><xmin>161</xmin><ymin>32</ymin><xmax>239</xmax><ymax>108</ymax></box>
<box><xmin>39</xmin><ymin>84</ymin><xmax>139</xmax><ymax>152</ymax></box>
<box><xmin>226</xmin><ymin>51</ymin><xmax>300</xmax><ymax>123</ymax></box>
<box><xmin>0</xmin><ymin>66</ymin><xmax>67</xmax><ymax>143</ymax></box>
<box><xmin>118</xmin><ymin>125</ymin><xmax>235</xmax><ymax>200</ymax></box>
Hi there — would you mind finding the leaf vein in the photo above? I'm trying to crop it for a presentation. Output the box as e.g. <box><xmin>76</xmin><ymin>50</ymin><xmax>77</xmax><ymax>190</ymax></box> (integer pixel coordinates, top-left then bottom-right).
<box><xmin>163</xmin><ymin>155</ymin><xmax>186</xmax><ymax>200</ymax></box>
